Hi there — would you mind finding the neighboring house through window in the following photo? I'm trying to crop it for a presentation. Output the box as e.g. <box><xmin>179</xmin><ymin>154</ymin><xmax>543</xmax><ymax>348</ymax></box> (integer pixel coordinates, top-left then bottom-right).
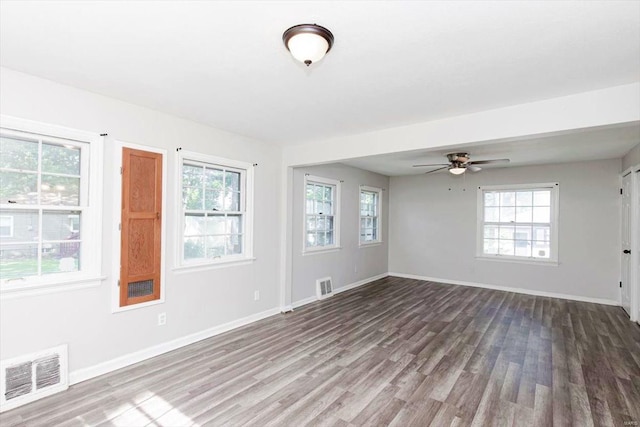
<box><xmin>359</xmin><ymin>186</ymin><xmax>382</xmax><ymax>245</ymax></box>
<box><xmin>304</xmin><ymin>175</ymin><xmax>341</xmax><ymax>253</ymax></box>
<box><xmin>477</xmin><ymin>183</ymin><xmax>559</xmax><ymax>263</ymax></box>
<box><xmin>178</xmin><ymin>150</ymin><xmax>254</xmax><ymax>267</ymax></box>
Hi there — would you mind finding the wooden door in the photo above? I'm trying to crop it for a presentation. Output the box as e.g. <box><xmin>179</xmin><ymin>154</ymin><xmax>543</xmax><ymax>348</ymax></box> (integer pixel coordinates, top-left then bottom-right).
<box><xmin>621</xmin><ymin>172</ymin><xmax>632</xmax><ymax>316</ymax></box>
<box><xmin>120</xmin><ymin>147</ymin><xmax>162</xmax><ymax>307</ymax></box>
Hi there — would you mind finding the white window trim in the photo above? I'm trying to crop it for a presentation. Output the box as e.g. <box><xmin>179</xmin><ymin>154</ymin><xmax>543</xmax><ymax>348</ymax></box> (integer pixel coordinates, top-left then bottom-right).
<box><xmin>359</xmin><ymin>185</ymin><xmax>383</xmax><ymax>247</ymax></box>
<box><xmin>111</xmin><ymin>140</ymin><xmax>168</xmax><ymax>313</ymax></box>
<box><xmin>0</xmin><ymin>215</ymin><xmax>14</xmax><ymax>238</ymax></box>
<box><xmin>0</xmin><ymin>115</ymin><xmax>105</xmax><ymax>298</ymax></box>
<box><xmin>174</xmin><ymin>150</ymin><xmax>255</xmax><ymax>272</ymax></box>
<box><xmin>476</xmin><ymin>182</ymin><xmax>559</xmax><ymax>265</ymax></box>
<box><xmin>303</xmin><ymin>174</ymin><xmax>341</xmax><ymax>254</ymax></box>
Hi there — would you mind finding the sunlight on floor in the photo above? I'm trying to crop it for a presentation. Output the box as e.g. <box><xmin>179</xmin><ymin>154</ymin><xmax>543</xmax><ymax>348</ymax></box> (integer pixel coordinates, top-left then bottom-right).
<box><xmin>101</xmin><ymin>392</ymin><xmax>199</xmax><ymax>427</ymax></box>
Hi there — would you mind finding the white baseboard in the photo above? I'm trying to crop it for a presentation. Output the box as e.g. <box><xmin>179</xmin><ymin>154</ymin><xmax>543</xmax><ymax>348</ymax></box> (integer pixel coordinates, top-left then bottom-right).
<box><xmin>290</xmin><ymin>272</ymin><xmax>389</xmax><ymax>310</ymax></box>
<box><xmin>68</xmin><ymin>307</ymin><xmax>281</xmax><ymax>385</ymax></box>
<box><xmin>388</xmin><ymin>272</ymin><xmax>620</xmax><ymax>306</ymax></box>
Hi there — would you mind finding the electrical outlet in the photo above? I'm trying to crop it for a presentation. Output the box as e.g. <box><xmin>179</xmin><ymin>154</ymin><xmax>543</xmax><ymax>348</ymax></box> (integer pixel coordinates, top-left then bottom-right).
<box><xmin>158</xmin><ymin>312</ymin><xmax>166</xmax><ymax>326</ymax></box>
<box><xmin>254</xmin><ymin>290</ymin><xmax>260</xmax><ymax>301</ymax></box>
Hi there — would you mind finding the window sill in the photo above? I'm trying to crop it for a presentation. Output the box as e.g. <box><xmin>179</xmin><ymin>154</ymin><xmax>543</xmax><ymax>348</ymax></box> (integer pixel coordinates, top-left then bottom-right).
<box><xmin>173</xmin><ymin>257</ymin><xmax>256</xmax><ymax>274</ymax></box>
<box><xmin>359</xmin><ymin>241</ymin><xmax>383</xmax><ymax>248</ymax></box>
<box><xmin>0</xmin><ymin>275</ymin><xmax>106</xmax><ymax>300</ymax></box>
<box><xmin>302</xmin><ymin>246</ymin><xmax>342</xmax><ymax>256</ymax></box>
<box><xmin>475</xmin><ymin>255</ymin><xmax>558</xmax><ymax>267</ymax></box>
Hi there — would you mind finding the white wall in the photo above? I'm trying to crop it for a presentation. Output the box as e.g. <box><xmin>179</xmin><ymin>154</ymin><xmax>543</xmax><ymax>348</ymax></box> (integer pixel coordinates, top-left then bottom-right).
<box><xmin>623</xmin><ymin>142</ymin><xmax>640</xmax><ymax>171</ymax></box>
<box><xmin>389</xmin><ymin>159</ymin><xmax>621</xmax><ymax>302</ymax></box>
<box><xmin>291</xmin><ymin>164</ymin><xmax>389</xmax><ymax>303</ymax></box>
<box><xmin>0</xmin><ymin>68</ymin><xmax>282</xmax><ymax>376</ymax></box>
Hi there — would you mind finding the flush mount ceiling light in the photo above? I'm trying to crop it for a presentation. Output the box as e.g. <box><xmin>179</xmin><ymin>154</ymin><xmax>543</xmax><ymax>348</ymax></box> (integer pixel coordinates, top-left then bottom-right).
<box><xmin>283</xmin><ymin>24</ymin><xmax>334</xmax><ymax>66</ymax></box>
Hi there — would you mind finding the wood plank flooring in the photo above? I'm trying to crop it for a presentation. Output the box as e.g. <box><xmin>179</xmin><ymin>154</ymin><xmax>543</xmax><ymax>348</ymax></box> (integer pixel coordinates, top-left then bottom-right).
<box><xmin>2</xmin><ymin>276</ymin><xmax>640</xmax><ymax>426</ymax></box>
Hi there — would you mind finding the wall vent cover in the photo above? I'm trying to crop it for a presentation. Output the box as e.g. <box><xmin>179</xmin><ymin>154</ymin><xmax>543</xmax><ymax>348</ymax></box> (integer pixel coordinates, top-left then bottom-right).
<box><xmin>0</xmin><ymin>344</ymin><xmax>68</xmax><ymax>413</ymax></box>
<box><xmin>316</xmin><ymin>277</ymin><xmax>334</xmax><ymax>300</ymax></box>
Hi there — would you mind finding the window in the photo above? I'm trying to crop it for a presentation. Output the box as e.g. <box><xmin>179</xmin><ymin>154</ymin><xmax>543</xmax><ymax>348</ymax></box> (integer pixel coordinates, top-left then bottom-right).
<box><xmin>360</xmin><ymin>186</ymin><xmax>382</xmax><ymax>245</ymax></box>
<box><xmin>478</xmin><ymin>183</ymin><xmax>559</xmax><ymax>263</ymax></box>
<box><xmin>304</xmin><ymin>175</ymin><xmax>341</xmax><ymax>252</ymax></box>
<box><xmin>178</xmin><ymin>151</ymin><xmax>254</xmax><ymax>267</ymax></box>
<box><xmin>0</xmin><ymin>116</ymin><xmax>103</xmax><ymax>290</ymax></box>
<box><xmin>0</xmin><ymin>216</ymin><xmax>13</xmax><ymax>238</ymax></box>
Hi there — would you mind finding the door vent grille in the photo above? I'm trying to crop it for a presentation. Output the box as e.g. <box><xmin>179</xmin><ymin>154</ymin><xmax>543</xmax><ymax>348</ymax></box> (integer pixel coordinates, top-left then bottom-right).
<box><xmin>316</xmin><ymin>277</ymin><xmax>334</xmax><ymax>300</ymax></box>
<box><xmin>1</xmin><ymin>345</ymin><xmax>68</xmax><ymax>413</ymax></box>
<box><xmin>128</xmin><ymin>280</ymin><xmax>154</xmax><ymax>298</ymax></box>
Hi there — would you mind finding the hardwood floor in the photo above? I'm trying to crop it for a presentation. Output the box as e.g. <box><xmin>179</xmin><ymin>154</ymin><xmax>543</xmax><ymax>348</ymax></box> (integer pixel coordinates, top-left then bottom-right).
<box><xmin>2</xmin><ymin>276</ymin><xmax>640</xmax><ymax>426</ymax></box>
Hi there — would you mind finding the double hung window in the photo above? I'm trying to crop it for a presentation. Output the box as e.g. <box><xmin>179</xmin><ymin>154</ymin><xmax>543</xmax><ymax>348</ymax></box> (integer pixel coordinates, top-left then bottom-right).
<box><xmin>478</xmin><ymin>183</ymin><xmax>558</xmax><ymax>263</ymax></box>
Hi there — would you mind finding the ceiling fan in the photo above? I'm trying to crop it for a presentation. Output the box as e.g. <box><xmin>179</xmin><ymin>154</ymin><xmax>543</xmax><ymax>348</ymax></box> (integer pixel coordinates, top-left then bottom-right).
<box><xmin>413</xmin><ymin>152</ymin><xmax>509</xmax><ymax>175</ymax></box>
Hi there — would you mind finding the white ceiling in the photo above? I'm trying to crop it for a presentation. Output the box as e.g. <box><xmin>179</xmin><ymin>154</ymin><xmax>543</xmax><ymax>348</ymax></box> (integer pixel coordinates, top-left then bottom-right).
<box><xmin>341</xmin><ymin>123</ymin><xmax>640</xmax><ymax>176</ymax></box>
<box><xmin>1</xmin><ymin>0</ymin><xmax>639</xmax><ymax>148</ymax></box>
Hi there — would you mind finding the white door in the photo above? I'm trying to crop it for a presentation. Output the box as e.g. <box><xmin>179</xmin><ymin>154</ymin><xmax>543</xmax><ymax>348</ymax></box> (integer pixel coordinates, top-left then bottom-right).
<box><xmin>621</xmin><ymin>172</ymin><xmax>632</xmax><ymax>316</ymax></box>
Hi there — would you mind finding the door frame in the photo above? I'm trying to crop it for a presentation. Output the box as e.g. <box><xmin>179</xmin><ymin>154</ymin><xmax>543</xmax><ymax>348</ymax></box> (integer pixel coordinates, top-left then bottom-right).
<box><xmin>111</xmin><ymin>140</ymin><xmax>168</xmax><ymax>313</ymax></box>
<box><xmin>621</xmin><ymin>166</ymin><xmax>639</xmax><ymax>322</ymax></box>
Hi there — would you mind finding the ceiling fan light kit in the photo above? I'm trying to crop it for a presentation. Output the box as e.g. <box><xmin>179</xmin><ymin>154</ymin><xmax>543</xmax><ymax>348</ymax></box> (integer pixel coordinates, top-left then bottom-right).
<box><xmin>412</xmin><ymin>152</ymin><xmax>510</xmax><ymax>175</ymax></box>
<box><xmin>283</xmin><ymin>23</ymin><xmax>334</xmax><ymax>66</ymax></box>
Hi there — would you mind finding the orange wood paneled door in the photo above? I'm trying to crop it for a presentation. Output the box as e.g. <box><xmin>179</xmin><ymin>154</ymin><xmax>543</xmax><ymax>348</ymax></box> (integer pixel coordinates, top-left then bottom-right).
<box><xmin>120</xmin><ymin>148</ymin><xmax>163</xmax><ymax>307</ymax></box>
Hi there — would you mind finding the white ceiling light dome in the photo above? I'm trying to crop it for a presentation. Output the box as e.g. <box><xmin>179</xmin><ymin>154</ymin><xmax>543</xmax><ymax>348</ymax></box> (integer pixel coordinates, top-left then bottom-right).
<box><xmin>283</xmin><ymin>24</ymin><xmax>334</xmax><ymax>66</ymax></box>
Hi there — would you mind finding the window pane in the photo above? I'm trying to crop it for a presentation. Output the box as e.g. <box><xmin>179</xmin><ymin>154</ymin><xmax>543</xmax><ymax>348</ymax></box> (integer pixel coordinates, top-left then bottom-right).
<box><xmin>306</xmin><ymin>216</ymin><xmax>316</xmax><ymax>232</ymax></box>
<box><xmin>515</xmin><ymin>206</ymin><xmax>533</xmax><ymax>223</ymax></box>
<box><xmin>533</xmin><ymin>226</ymin><xmax>550</xmax><ymax>242</ymax></box>
<box><xmin>227</xmin><ymin>215</ymin><xmax>242</xmax><ymax>234</ymax></box>
<box><xmin>484</xmin><ymin>239</ymin><xmax>499</xmax><ymax>254</ymax></box>
<box><xmin>224</xmin><ymin>191</ymin><xmax>240</xmax><ymax>211</ymax></box>
<box><xmin>225</xmin><ymin>171</ymin><xmax>240</xmax><ymax>193</ymax></box>
<box><xmin>515</xmin><ymin>226</ymin><xmax>532</xmax><ymax>241</ymax></box>
<box><xmin>499</xmin><ymin>240</ymin><xmax>514</xmax><ymax>256</ymax></box>
<box><xmin>1</xmin><ymin>210</ymin><xmax>38</xmax><ymax>240</ymax></box>
<box><xmin>42</xmin><ymin>143</ymin><xmax>80</xmax><ymax>175</ymax></box>
<box><xmin>305</xmin><ymin>199</ymin><xmax>313</xmax><ymax>215</ymax></box>
<box><xmin>184</xmin><ymin>187</ymin><xmax>203</xmax><ymax>210</ymax></box>
<box><xmin>206</xmin><ymin>215</ymin><xmax>226</xmax><ymax>235</ymax></box>
<box><xmin>0</xmin><ymin>171</ymin><xmax>38</xmax><ymax>204</ymax></box>
<box><xmin>515</xmin><ymin>241</ymin><xmax>531</xmax><ymax>257</ymax></box>
<box><xmin>516</xmin><ymin>191</ymin><xmax>533</xmax><ymax>206</ymax></box>
<box><xmin>533</xmin><ymin>190</ymin><xmax>551</xmax><ymax>206</ymax></box>
<box><xmin>499</xmin><ymin>226</ymin><xmax>515</xmax><ymax>240</ymax></box>
<box><xmin>0</xmin><ymin>136</ymin><xmax>38</xmax><ymax>171</ymax></box>
<box><xmin>44</xmin><ymin>242</ymin><xmax>80</xmax><ymax>274</ymax></box>
<box><xmin>325</xmin><ymin>231</ymin><xmax>334</xmax><ymax>245</ymax></box>
<box><xmin>227</xmin><ymin>234</ymin><xmax>242</xmax><ymax>255</ymax></box>
<box><xmin>206</xmin><ymin>236</ymin><xmax>225</xmax><ymax>258</ymax></box>
<box><xmin>532</xmin><ymin>206</ymin><xmax>550</xmax><ymax>223</ymax></box>
<box><xmin>324</xmin><ymin>186</ymin><xmax>332</xmax><ymax>200</ymax></box>
<box><xmin>314</xmin><ymin>185</ymin><xmax>324</xmax><ymax>200</ymax></box>
<box><xmin>182</xmin><ymin>164</ymin><xmax>203</xmax><ymax>187</ymax></box>
<box><xmin>205</xmin><ymin>168</ymin><xmax>224</xmax><ymax>190</ymax></box>
<box><xmin>306</xmin><ymin>184</ymin><xmax>314</xmax><ymax>200</ymax></box>
<box><xmin>306</xmin><ymin>232</ymin><xmax>316</xmax><ymax>247</ymax></box>
<box><xmin>324</xmin><ymin>201</ymin><xmax>333</xmax><ymax>215</ymax></box>
<box><xmin>500</xmin><ymin>206</ymin><xmax>515</xmax><ymax>222</ymax></box>
<box><xmin>204</xmin><ymin>188</ymin><xmax>223</xmax><ymax>211</ymax></box>
<box><xmin>314</xmin><ymin>200</ymin><xmax>323</xmax><ymax>215</ymax></box>
<box><xmin>41</xmin><ymin>175</ymin><xmax>80</xmax><ymax>206</ymax></box>
<box><xmin>184</xmin><ymin>237</ymin><xmax>204</xmax><ymax>259</ymax></box>
<box><xmin>316</xmin><ymin>232</ymin><xmax>326</xmax><ymax>246</ymax></box>
<box><xmin>484</xmin><ymin>207</ymin><xmax>499</xmax><ymax>222</ymax></box>
<box><xmin>184</xmin><ymin>214</ymin><xmax>205</xmax><ymax>236</ymax></box>
<box><xmin>42</xmin><ymin>210</ymin><xmax>80</xmax><ymax>241</ymax></box>
<box><xmin>372</xmin><ymin>218</ymin><xmax>377</xmax><ymax>229</ymax></box>
<box><xmin>484</xmin><ymin>192</ymin><xmax>499</xmax><ymax>207</ymax></box>
<box><xmin>532</xmin><ymin>241</ymin><xmax>550</xmax><ymax>258</ymax></box>
<box><xmin>500</xmin><ymin>192</ymin><xmax>516</xmax><ymax>207</ymax></box>
<box><xmin>326</xmin><ymin>216</ymin><xmax>334</xmax><ymax>232</ymax></box>
<box><xmin>484</xmin><ymin>225</ymin><xmax>499</xmax><ymax>239</ymax></box>
<box><xmin>0</xmin><ymin>244</ymin><xmax>38</xmax><ymax>279</ymax></box>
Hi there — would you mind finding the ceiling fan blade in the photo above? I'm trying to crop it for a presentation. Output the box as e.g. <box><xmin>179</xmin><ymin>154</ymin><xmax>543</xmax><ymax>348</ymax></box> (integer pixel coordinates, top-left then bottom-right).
<box><xmin>468</xmin><ymin>159</ymin><xmax>510</xmax><ymax>166</ymax></box>
<box><xmin>468</xmin><ymin>165</ymin><xmax>482</xmax><ymax>172</ymax></box>
<box><xmin>412</xmin><ymin>163</ymin><xmax>449</xmax><ymax>167</ymax></box>
<box><xmin>424</xmin><ymin>166</ymin><xmax>449</xmax><ymax>174</ymax></box>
